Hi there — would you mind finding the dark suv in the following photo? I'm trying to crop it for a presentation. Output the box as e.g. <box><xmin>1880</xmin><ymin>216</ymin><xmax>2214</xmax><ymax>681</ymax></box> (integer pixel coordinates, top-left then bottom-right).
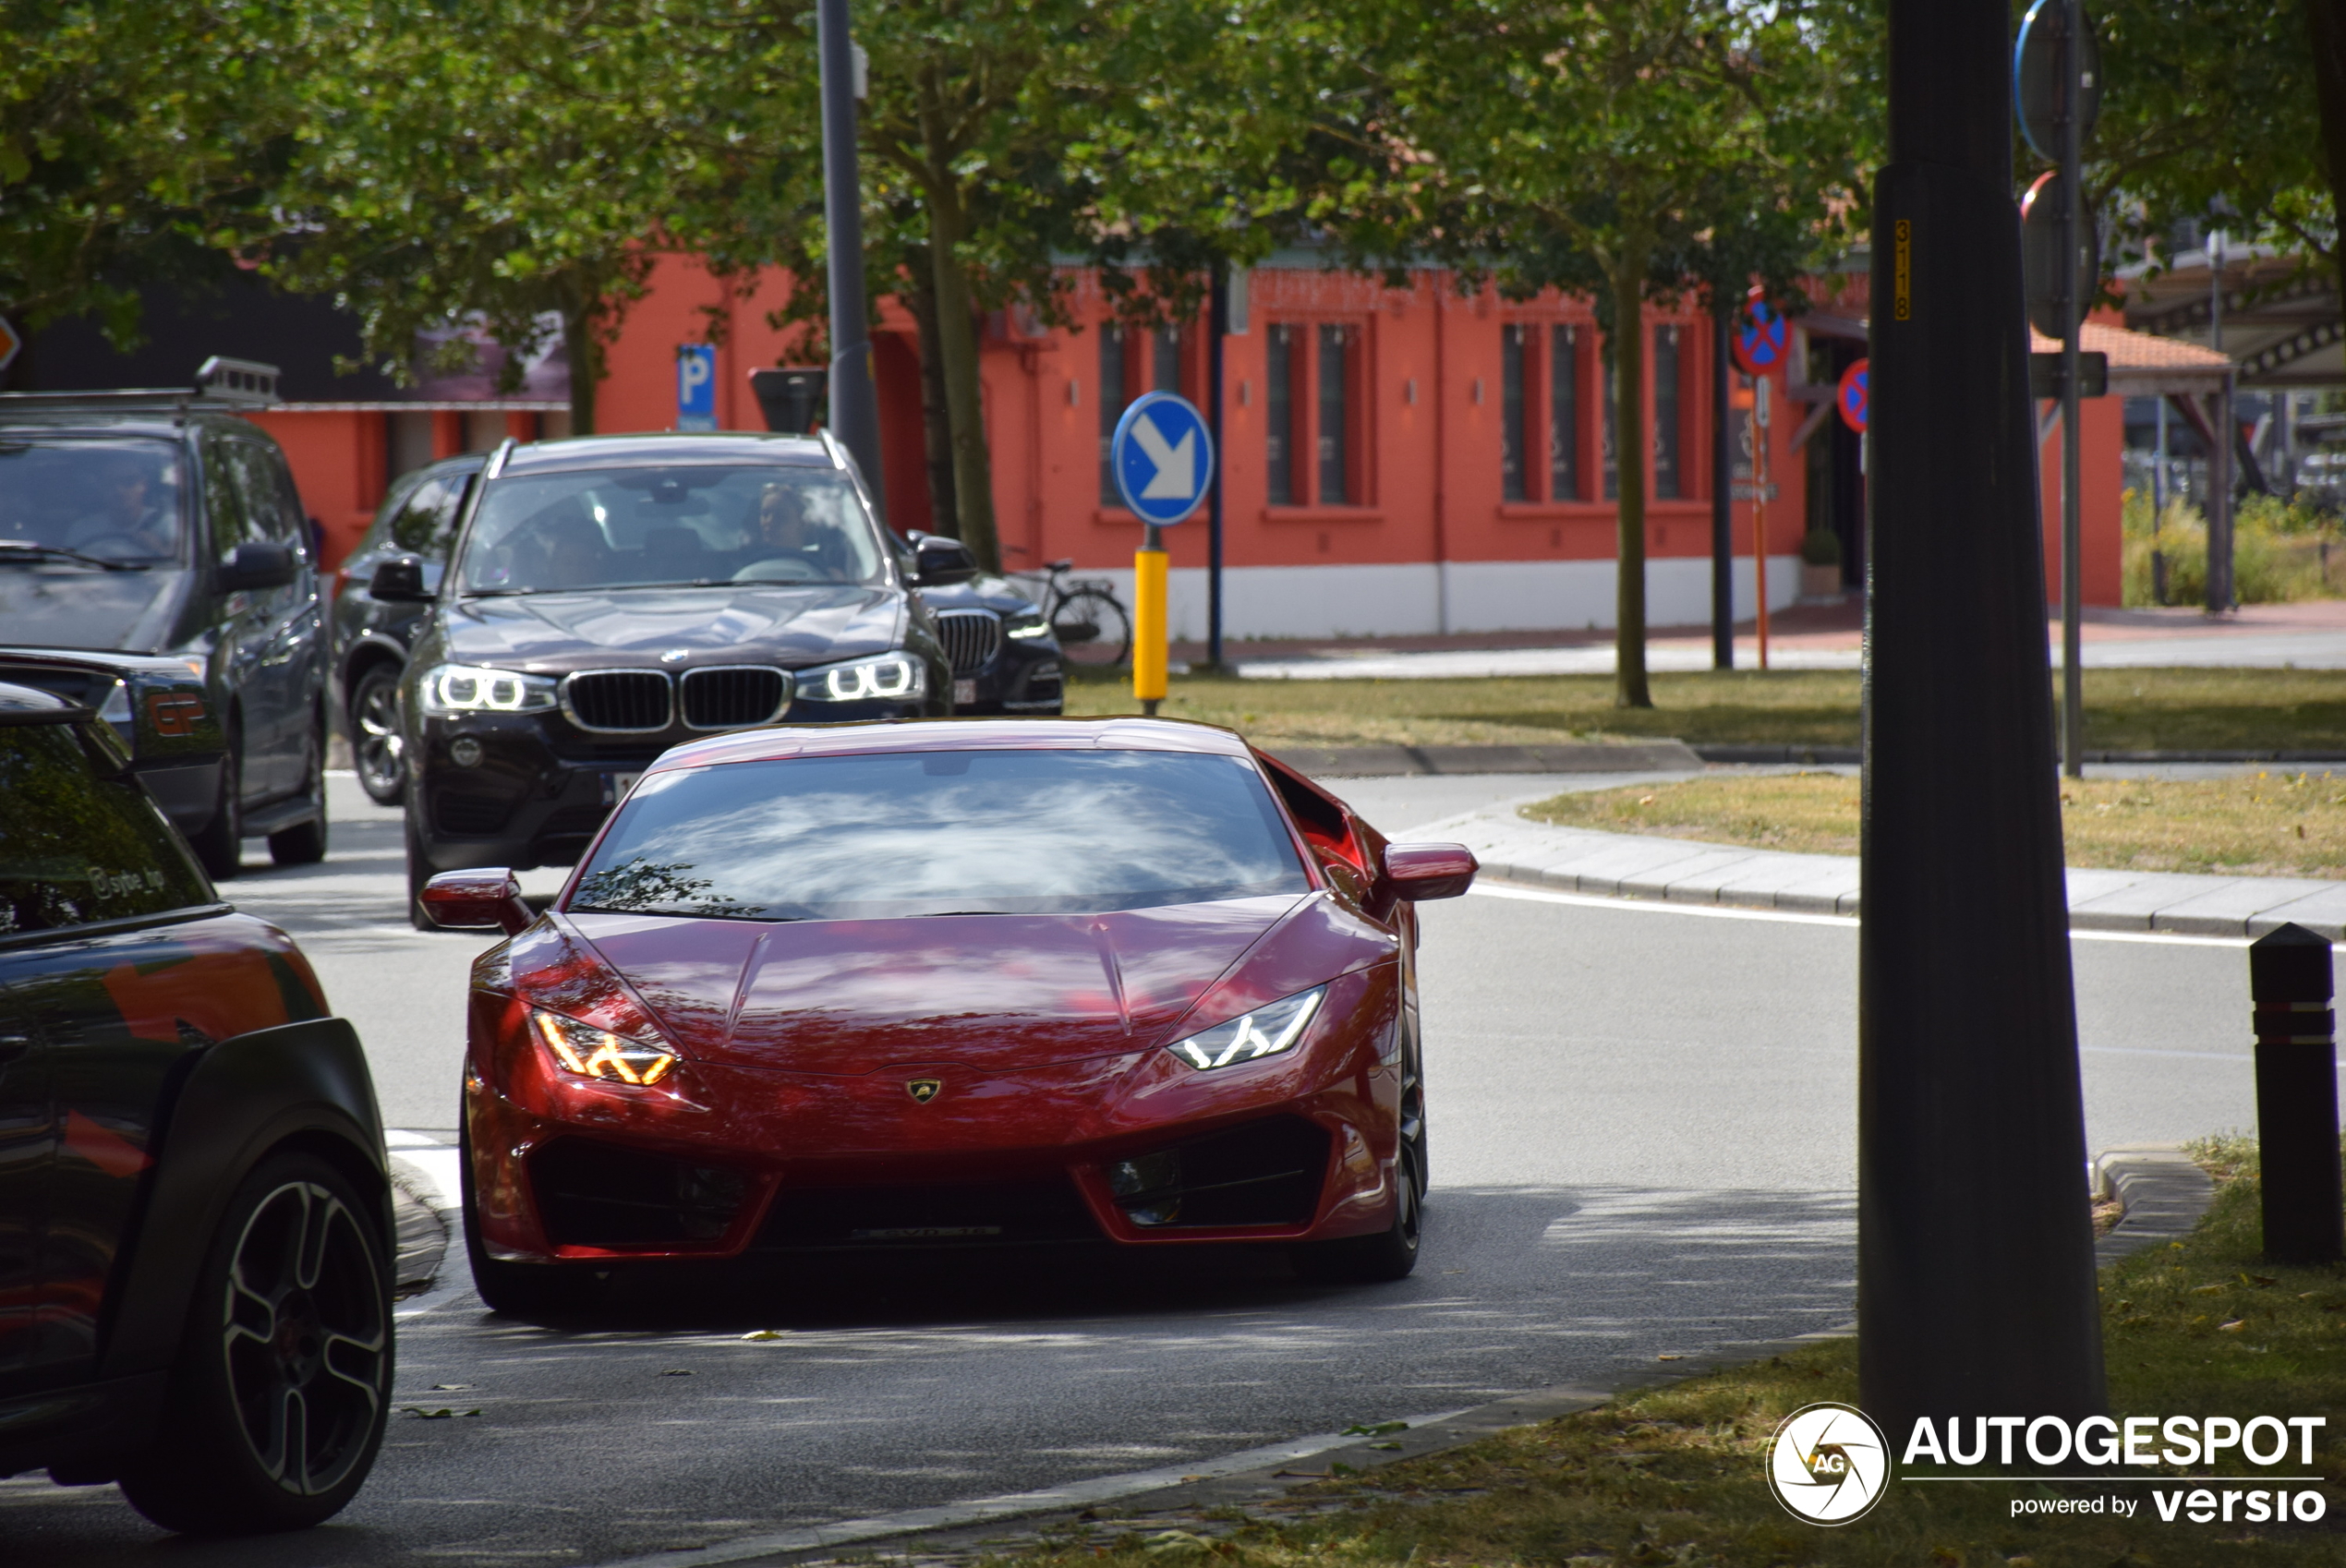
<box><xmin>331</xmin><ymin>452</ymin><xmax>485</xmax><ymax>803</ymax></box>
<box><xmin>0</xmin><ymin>359</ymin><xmax>330</xmax><ymax>879</ymax></box>
<box><xmin>0</xmin><ymin>680</ymin><xmax>392</xmax><ymax>1532</ymax></box>
<box><xmin>385</xmin><ymin>429</ymin><xmax>968</xmax><ymax>922</ymax></box>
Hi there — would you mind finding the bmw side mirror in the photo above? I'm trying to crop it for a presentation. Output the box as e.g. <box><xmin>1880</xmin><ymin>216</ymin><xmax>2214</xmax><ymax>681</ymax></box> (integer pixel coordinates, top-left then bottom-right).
<box><xmin>368</xmin><ymin>555</ymin><xmax>431</xmax><ymax>602</ymax></box>
<box><xmin>1383</xmin><ymin>843</ymin><xmax>1479</xmax><ymax>901</ymax></box>
<box><xmin>911</xmin><ymin>534</ymin><xmax>979</xmax><ymax>586</ymax></box>
<box><xmin>418</xmin><ymin>868</ymin><xmax>535</xmax><ymax>935</ymax></box>
<box><xmin>215</xmin><ymin>540</ymin><xmax>297</xmax><ymax>592</ymax></box>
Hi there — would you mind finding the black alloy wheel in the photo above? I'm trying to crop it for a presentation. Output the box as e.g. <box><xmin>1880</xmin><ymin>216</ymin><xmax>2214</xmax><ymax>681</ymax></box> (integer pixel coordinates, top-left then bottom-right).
<box><xmin>1050</xmin><ymin>586</ymin><xmax>1131</xmax><ymax>669</ymax></box>
<box><xmin>458</xmin><ymin>1123</ymin><xmax>609</xmax><ymax>1318</ymax></box>
<box><xmin>117</xmin><ymin>1153</ymin><xmax>392</xmax><ymax>1533</ymax></box>
<box><xmin>349</xmin><ymin>665</ymin><xmax>405</xmax><ymax>806</ymax></box>
<box><xmin>1292</xmin><ymin>1167</ymin><xmax>1421</xmax><ymax>1285</ymax></box>
<box><xmin>268</xmin><ymin>713</ymin><xmax>331</xmax><ymax>866</ymax></box>
<box><xmin>187</xmin><ymin>730</ymin><xmax>244</xmax><ymax>880</ymax></box>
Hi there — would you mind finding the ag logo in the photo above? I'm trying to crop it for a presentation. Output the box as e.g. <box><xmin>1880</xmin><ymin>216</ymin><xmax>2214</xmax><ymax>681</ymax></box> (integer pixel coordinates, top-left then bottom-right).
<box><xmin>904</xmin><ymin>1078</ymin><xmax>942</xmax><ymax>1104</ymax></box>
<box><xmin>1765</xmin><ymin>1402</ymin><xmax>1889</xmax><ymax>1525</ymax></box>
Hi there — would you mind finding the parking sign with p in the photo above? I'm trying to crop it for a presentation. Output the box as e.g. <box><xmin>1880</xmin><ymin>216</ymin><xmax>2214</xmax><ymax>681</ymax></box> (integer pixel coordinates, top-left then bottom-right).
<box><xmin>676</xmin><ymin>344</ymin><xmax>717</xmax><ymax>431</ymax></box>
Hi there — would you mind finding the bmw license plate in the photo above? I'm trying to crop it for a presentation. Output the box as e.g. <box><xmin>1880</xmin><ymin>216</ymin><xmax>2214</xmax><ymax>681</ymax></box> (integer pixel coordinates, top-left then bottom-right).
<box><xmin>602</xmin><ymin>771</ymin><xmax>641</xmax><ymax>805</ymax></box>
<box><xmin>953</xmin><ymin>678</ymin><xmax>976</xmax><ymax>706</ymax></box>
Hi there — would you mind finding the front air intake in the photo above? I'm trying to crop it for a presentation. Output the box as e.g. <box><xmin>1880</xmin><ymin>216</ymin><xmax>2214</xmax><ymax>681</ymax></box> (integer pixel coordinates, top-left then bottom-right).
<box><xmin>562</xmin><ymin>670</ymin><xmax>671</xmax><ymax>733</ymax></box>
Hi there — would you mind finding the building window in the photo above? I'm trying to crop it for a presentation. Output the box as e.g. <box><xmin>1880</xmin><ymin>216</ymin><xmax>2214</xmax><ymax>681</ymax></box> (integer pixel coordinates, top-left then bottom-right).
<box><xmin>1501</xmin><ymin>325</ymin><xmax>1529</xmax><ymax>501</ymax></box>
<box><xmin>1317</xmin><ymin>324</ymin><xmax>1351</xmax><ymax>504</ymax></box>
<box><xmin>1100</xmin><ymin>327</ymin><xmax>1131</xmax><ymax>505</ymax></box>
<box><xmin>1549</xmin><ymin>325</ymin><xmax>1579</xmax><ymax>501</ymax></box>
<box><xmin>1266</xmin><ymin>324</ymin><xmax>1297</xmax><ymax>505</ymax></box>
<box><xmin>1653</xmin><ymin>325</ymin><xmax>1681</xmax><ymax>500</ymax></box>
<box><xmin>1154</xmin><ymin>327</ymin><xmax>1183</xmax><ymax>395</ymax></box>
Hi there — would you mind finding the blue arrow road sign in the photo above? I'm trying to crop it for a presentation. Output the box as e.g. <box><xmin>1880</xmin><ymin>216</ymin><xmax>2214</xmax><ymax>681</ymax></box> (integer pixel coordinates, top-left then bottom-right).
<box><xmin>1111</xmin><ymin>392</ymin><xmax>1215</xmax><ymax>525</ymax></box>
<box><xmin>676</xmin><ymin>344</ymin><xmax>717</xmax><ymax>431</ymax></box>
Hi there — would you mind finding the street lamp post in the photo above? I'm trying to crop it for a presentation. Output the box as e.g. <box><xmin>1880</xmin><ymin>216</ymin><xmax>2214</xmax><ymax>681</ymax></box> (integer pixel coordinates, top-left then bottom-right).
<box><xmin>816</xmin><ymin>0</ymin><xmax>886</xmax><ymax>521</ymax></box>
<box><xmin>1860</xmin><ymin>0</ymin><xmax>2106</xmax><ymax>1440</ymax></box>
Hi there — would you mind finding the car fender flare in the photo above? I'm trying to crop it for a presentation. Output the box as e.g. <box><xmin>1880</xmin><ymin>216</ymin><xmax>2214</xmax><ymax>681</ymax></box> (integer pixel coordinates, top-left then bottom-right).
<box><xmin>97</xmin><ymin>1016</ymin><xmax>389</xmax><ymax>1381</ymax></box>
<box><xmin>338</xmin><ymin>634</ymin><xmax>410</xmax><ymax>701</ymax></box>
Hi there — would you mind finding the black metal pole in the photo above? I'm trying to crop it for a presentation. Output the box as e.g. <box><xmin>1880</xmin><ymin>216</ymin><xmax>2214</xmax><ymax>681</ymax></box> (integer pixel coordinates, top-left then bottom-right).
<box><xmin>1859</xmin><ymin>0</ymin><xmax>2105</xmax><ymax>1440</ymax></box>
<box><xmin>1207</xmin><ymin>265</ymin><xmax>1228</xmax><ymax>673</ymax></box>
<box><xmin>2251</xmin><ymin>924</ymin><xmax>2345</xmax><ymax>1264</ymax></box>
<box><xmin>816</xmin><ymin>0</ymin><xmax>886</xmax><ymax>521</ymax></box>
<box><xmin>1711</xmin><ymin>308</ymin><xmax>1734</xmax><ymax>669</ymax></box>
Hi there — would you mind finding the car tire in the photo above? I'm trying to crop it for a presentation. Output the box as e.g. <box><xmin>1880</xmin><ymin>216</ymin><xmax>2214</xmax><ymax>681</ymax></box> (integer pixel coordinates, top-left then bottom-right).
<box><xmin>459</xmin><ymin>1125</ymin><xmax>607</xmax><ymax>1318</ymax></box>
<box><xmin>268</xmin><ymin>715</ymin><xmax>331</xmax><ymax>866</ymax></box>
<box><xmin>187</xmin><ymin>734</ymin><xmax>244</xmax><ymax>881</ymax></box>
<box><xmin>349</xmin><ymin>665</ymin><xmax>405</xmax><ymax>807</ymax></box>
<box><xmin>115</xmin><ymin>1152</ymin><xmax>393</xmax><ymax>1534</ymax></box>
<box><xmin>1291</xmin><ymin>1164</ymin><xmax>1421</xmax><ymax>1285</ymax></box>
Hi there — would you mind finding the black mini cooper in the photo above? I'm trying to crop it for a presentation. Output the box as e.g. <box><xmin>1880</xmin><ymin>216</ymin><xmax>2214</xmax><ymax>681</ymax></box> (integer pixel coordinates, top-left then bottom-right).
<box><xmin>381</xmin><ymin>430</ymin><xmax>992</xmax><ymax>923</ymax></box>
<box><xmin>0</xmin><ymin>678</ymin><xmax>391</xmax><ymax>1532</ymax></box>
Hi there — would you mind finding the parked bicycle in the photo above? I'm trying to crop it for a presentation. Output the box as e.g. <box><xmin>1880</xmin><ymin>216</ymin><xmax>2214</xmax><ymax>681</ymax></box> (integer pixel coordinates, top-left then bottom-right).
<box><xmin>1015</xmin><ymin>558</ymin><xmax>1132</xmax><ymax>669</ymax></box>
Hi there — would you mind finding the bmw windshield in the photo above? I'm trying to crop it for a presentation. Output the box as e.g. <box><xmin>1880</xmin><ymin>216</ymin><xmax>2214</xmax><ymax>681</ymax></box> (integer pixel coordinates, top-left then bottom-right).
<box><xmin>456</xmin><ymin>465</ymin><xmax>887</xmax><ymax>594</ymax></box>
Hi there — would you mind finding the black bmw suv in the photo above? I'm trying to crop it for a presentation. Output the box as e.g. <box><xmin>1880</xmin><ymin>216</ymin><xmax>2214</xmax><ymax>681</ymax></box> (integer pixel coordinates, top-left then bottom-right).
<box><xmin>0</xmin><ymin>360</ymin><xmax>330</xmax><ymax>879</ymax></box>
<box><xmin>385</xmin><ymin>429</ymin><xmax>978</xmax><ymax>922</ymax></box>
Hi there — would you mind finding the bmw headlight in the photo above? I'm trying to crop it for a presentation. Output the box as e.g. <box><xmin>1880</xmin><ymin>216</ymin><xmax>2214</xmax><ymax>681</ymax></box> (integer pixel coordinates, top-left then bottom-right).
<box><xmin>1005</xmin><ymin>611</ymin><xmax>1051</xmax><ymax>640</ymax></box>
<box><xmin>533</xmin><ymin>1011</ymin><xmax>677</xmax><ymax>1086</ymax></box>
<box><xmin>419</xmin><ymin>663</ymin><xmax>558</xmax><ymax>716</ymax></box>
<box><xmin>793</xmin><ymin>650</ymin><xmax>926</xmax><ymax>703</ymax></box>
<box><xmin>1165</xmin><ymin>987</ymin><xmax>1326</xmax><ymax>1071</ymax></box>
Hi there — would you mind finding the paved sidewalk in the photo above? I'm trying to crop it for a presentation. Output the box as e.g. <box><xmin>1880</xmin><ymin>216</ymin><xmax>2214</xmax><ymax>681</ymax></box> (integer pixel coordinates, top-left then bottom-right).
<box><xmin>1432</xmin><ymin>804</ymin><xmax>2346</xmax><ymax>939</ymax></box>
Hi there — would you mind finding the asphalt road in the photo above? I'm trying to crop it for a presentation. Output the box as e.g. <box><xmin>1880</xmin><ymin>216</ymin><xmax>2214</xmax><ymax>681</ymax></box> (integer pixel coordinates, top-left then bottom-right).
<box><xmin>0</xmin><ymin>770</ymin><xmax>2273</xmax><ymax>1566</ymax></box>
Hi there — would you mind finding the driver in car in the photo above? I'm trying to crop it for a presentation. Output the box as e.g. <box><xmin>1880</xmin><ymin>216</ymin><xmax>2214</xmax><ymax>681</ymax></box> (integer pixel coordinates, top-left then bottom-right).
<box><xmin>735</xmin><ymin>482</ymin><xmax>844</xmax><ymax>581</ymax></box>
<box><xmin>65</xmin><ymin>453</ymin><xmax>178</xmax><ymax>560</ymax></box>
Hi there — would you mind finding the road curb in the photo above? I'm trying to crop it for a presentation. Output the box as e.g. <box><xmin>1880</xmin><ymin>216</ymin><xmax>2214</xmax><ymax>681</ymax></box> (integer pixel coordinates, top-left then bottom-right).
<box><xmin>1269</xmin><ymin>740</ymin><xmax>1704</xmax><ymax>777</ymax></box>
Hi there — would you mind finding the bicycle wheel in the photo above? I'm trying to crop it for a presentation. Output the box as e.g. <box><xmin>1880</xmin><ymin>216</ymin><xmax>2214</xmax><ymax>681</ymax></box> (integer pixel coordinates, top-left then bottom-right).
<box><xmin>1051</xmin><ymin>586</ymin><xmax>1131</xmax><ymax>669</ymax></box>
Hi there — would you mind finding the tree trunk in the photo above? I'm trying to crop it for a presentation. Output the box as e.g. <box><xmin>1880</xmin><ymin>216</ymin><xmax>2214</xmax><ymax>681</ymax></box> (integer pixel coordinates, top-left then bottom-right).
<box><xmin>924</xmin><ymin>196</ymin><xmax>1001</xmax><ymax>573</ymax></box>
<box><xmin>561</xmin><ymin>291</ymin><xmax>601</xmax><ymax>437</ymax></box>
<box><xmin>904</xmin><ymin>249</ymin><xmax>961</xmax><ymax>538</ymax></box>
<box><xmin>1608</xmin><ymin>259</ymin><xmax>1652</xmax><ymax>708</ymax></box>
<box><xmin>2308</xmin><ymin>0</ymin><xmax>2346</xmax><ymax>339</ymax></box>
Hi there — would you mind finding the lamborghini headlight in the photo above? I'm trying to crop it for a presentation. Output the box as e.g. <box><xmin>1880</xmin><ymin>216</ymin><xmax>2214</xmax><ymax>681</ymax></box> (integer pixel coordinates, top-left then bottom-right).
<box><xmin>792</xmin><ymin>650</ymin><xmax>926</xmax><ymax>703</ymax></box>
<box><xmin>533</xmin><ymin>1011</ymin><xmax>677</xmax><ymax>1085</ymax></box>
<box><xmin>1165</xmin><ymin>986</ymin><xmax>1326</xmax><ymax>1071</ymax></box>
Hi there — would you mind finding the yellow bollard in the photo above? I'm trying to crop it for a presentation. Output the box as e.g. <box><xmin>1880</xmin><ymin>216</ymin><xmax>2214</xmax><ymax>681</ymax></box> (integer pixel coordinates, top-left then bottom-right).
<box><xmin>1132</xmin><ymin>534</ymin><xmax>1167</xmax><ymax>716</ymax></box>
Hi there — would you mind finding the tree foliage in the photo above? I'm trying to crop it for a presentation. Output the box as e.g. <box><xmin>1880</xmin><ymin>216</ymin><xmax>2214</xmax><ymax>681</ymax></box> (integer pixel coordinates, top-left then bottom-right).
<box><xmin>1321</xmin><ymin>0</ymin><xmax>1879</xmax><ymax>706</ymax></box>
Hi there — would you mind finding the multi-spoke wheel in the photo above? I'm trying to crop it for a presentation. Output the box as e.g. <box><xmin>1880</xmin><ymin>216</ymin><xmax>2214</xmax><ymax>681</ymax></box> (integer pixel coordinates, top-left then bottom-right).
<box><xmin>119</xmin><ymin>1153</ymin><xmax>393</xmax><ymax>1534</ymax></box>
<box><xmin>349</xmin><ymin>665</ymin><xmax>406</xmax><ymax>806</ymax></box>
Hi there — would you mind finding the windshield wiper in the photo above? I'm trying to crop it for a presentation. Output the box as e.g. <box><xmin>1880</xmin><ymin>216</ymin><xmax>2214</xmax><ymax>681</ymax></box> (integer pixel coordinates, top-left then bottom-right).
<box><xmin>0</xmin><ymin>541</ymin><xmax>150</xmax><ymax>572</ymax></box>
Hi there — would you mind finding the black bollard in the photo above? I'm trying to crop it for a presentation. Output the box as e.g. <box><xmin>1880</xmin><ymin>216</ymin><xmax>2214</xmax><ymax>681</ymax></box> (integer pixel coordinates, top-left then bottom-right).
<box><xmin>2250</xmin><ymin>924</ymin><xmax>2344</xmax><ymax>1264</ymax></box>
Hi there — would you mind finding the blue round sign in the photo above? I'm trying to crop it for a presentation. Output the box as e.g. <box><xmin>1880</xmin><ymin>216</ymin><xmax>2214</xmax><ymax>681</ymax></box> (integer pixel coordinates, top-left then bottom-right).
<box><xmin>1111</xmin><ymin>392</ymin><xmax>1215</xmax><ymax>526</ymax></box>
<box><xmin>1733</xmin><ymin>296</ymin><xmax>1789</xmax><ymax>378</ymax></box>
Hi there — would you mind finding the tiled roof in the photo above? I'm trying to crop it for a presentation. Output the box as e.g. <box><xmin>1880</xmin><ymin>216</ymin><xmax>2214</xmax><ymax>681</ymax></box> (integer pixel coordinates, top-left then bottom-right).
<box><xmin>2029</xmin><ymin>321</ymin><xmax>2230</xmax><ymax>370</ymax></box>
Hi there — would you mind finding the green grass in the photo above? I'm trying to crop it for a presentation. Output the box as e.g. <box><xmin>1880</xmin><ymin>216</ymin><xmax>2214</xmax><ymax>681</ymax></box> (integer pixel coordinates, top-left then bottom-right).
<box><xmin>1064</xmin><ymin>667</ymin><xmax>2346</xmax><ymax>754</ymax></box>
<box><xmin>1524</xmin><ymin>771</ymin><xmax>2346</xmax><ymax>877</ymax></box>
<box><xmin>946</xmin><ymin>1149</ymin><xmax>2346</xmax><ymax>1568</ymax></box>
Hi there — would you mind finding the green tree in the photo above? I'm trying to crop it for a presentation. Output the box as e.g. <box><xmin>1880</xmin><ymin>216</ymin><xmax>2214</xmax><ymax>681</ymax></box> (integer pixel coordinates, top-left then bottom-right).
<box><xmin>1322</xmin><ymin>0</ymin><xmax>1877</xmax><ymax>707</ymax></box>
<box><xmin>2092</xmin><ymin>0</ymin><xmax>2334</xmax><ymax>331</ymax></box>
<box><xmin>266</xmin><ymin>0</ymin><xmax>808</xmax><ymax>433</ymax></box>
<box><xmin>0</xmin><ymin>1</ymin><xmax>298</xmax><ymax>354</ymax></box>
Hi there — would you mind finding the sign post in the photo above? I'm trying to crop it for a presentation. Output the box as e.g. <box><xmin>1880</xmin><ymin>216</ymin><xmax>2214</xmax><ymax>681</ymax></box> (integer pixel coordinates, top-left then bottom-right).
<box><xmin>1112</xmin><ymin>392</ymin><xmax>1215</xmax><ymax>716</ymax></box>
<box><xmin>1730</xmin><ymin>292</ymin><xmax>1788</xmax><ymax>672</ymax></box>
